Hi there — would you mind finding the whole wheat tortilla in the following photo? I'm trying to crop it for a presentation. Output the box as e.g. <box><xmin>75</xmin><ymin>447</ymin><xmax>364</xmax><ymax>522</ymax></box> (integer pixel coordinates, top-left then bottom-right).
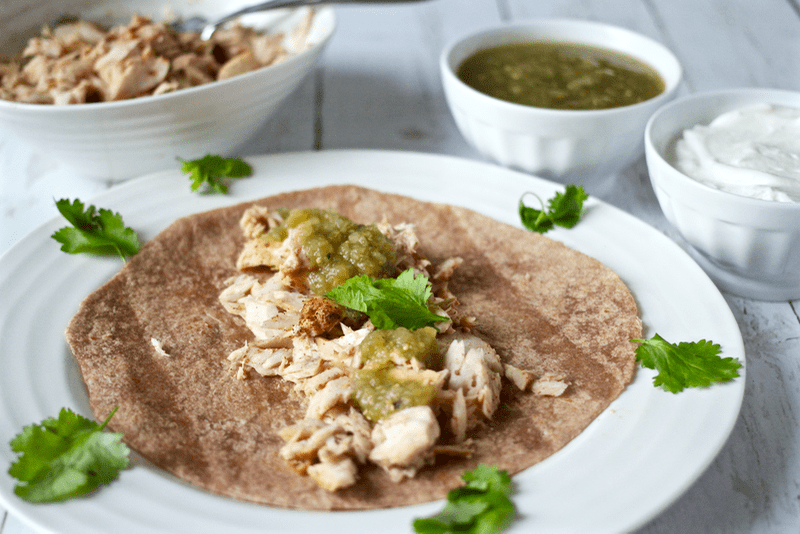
<box><xmin>66</xmin><ymin>185</ymin><xmax>641</xmax><ymax>510</ymax></box>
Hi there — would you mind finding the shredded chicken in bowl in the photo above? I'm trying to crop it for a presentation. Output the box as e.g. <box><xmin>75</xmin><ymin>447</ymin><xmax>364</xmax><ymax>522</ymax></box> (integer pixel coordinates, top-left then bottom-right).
<box><xmin>0</xmin><ymin>11</ymin><xmax>315</xmax><ymax>104</ymax></box>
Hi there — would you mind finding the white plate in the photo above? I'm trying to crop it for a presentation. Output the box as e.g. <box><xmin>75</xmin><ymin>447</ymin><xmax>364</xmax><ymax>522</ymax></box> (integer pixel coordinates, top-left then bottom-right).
<box><xmin>0</xmin><ymin>150</ymin><xmax>745</xmax><ymax>534</ymax></box>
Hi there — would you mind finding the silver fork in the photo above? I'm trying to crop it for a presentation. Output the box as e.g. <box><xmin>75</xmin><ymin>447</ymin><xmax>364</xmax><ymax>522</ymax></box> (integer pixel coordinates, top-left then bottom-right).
<box><xmin>174</xmin><ymin>0</ymin><xmax>429</xmax><ymax>40</ymax></box>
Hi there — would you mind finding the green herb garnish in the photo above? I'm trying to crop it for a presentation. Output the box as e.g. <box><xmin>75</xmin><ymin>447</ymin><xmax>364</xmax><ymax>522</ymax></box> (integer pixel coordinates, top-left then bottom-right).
<box><xmin>325</xmin><ymin>269</ymin><xmax>448</xmax><ymax>331</ymax></box>
<box><xmin>8</xmin><ymin>407</ymin><xmax>130</xmax><ymax>503</ymax></box>
<box><xmin>519</xmin><ymin>184</ymin><xmax>588</xmax><ymax>233</ymax></box>
<box><xmin>632</xmin><ymin>334</ymin><xmax>742</xmax><ymax>393</ymax></box>
<box><xmin>181</xmin><ymin>154</ymin><xmax>252</xmax><ymax>194</ymax></box>
<box><xmin>51</xmin><ymin>198</ymin><xmax>140</xmax><ymax>261</ymax></box>
<box><xmin>413</xmin><ymin>464</ymin><xmax>517</xmax><ymax>534</ymax></box>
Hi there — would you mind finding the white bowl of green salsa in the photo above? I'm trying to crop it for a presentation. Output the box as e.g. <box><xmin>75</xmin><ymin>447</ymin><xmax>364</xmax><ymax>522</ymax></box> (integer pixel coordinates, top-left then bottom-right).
<box><xmin>440</xmin><ymin>19</ymin><xmax>682</xmax><ymax>182</ymax></box>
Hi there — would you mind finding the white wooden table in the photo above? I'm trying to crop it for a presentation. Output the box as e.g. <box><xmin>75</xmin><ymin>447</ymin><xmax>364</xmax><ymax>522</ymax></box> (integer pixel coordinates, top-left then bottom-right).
<box><xmin>2</xmin><ymin>0</ymin><xmax>799</xmax><ymax>532</ymax></box>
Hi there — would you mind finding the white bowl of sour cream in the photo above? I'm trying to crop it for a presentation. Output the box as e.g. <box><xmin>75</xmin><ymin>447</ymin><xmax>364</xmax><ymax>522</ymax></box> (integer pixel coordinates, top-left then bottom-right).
<box><xmin>645</xmin><ymin>88</ymin><xmax>800</xmax><ymax>301</ymax></box>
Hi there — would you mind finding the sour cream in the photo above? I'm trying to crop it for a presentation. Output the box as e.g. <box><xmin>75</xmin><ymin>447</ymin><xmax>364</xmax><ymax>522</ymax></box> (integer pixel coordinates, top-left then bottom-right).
<box><xmin>675</xmin><ymin>103</ymin><xmax>800</xmax><ymax>202</ymax></box>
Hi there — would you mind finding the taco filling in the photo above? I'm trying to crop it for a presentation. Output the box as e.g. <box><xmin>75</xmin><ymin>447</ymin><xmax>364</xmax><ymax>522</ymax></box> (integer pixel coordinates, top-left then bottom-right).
<box><xmin>219</xmin><ymin>206</ymin><xmax>567</xmax><ymax>491</ymax></box>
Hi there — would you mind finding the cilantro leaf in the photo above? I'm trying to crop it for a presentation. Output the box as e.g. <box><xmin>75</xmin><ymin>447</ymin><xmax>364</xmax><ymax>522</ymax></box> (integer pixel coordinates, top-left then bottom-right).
<box><xmin>325</xmin><ymin>269</ymin><xmax>448</xmax><ymax>330</ymax></box>
<box><xmin>8</xmin><ymin>407</ymin><xmax>130</xmax><ymax>503</ymax></box>
<box><xmin>631</xmin><ymin>334</ymin><xmax>742</xmax><ymax>393</ymax></box>
<box><xmin>180</xmin><ymin>154</ymin><xmax>252</xmax><ymax>194</ymax></box>
<box><xmin>413</xmin><ymin>464</ymin><xmax>516</xmax><ymax>534</ymax></box>
<box><xmin>51</xmin><ymin>199</ymin><xmax>140</xmax><ymax>260</ymax></box>
<box><xmin>462</xmin><ymin>463</ymin><xmax>513</xmax><ymax>493</ymax></box>
<box><xmin>519</xmin><ymin>185</ymin><xmax>588</xmax><ymax>234</ymax></box>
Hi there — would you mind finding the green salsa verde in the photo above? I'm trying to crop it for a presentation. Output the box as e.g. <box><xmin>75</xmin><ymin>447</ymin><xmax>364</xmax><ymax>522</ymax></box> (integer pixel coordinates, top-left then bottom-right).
<box><xmin>353</xmin><ymin>327</ymin><xmax>442</xmax><ymax>421</ymax></box>
<box><xmin>262</xmin><ymin>208</ymin><xmax>396</xmax><ymax>295</ymax></box>
<box><xmin>456</xmin><ymin>41</ymin><xmax>665</xmax><ymax>110</ymax></box>
<box><xmin>358</xmin><ymin>327</ymin><xmax>441</xmax><ymax>369</ymax></box>
<box><xmin>352</xmin><ymin>368</ymin><xmax>438</xmax><ymax>422</ymax></box>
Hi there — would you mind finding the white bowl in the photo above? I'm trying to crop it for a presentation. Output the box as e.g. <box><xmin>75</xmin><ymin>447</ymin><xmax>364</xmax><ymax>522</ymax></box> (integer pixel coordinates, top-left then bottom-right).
<box><xmin>0</xmin><ymin>0</ymin><xmax>335</xmax><ymax>182</ymax></box>
<box><xmin>440</xmin><ymin>19</ymin><xmax>682</xmax><ymax>182</ymax></box>
<box><xmin>645</xmin><ymin>88</ymin><xmax>800</xmax><ymax>301</ymax></box>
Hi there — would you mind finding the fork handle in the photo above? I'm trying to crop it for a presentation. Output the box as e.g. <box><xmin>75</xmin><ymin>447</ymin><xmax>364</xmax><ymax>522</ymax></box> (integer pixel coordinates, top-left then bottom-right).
<box><xmin>214</xmin><ymin>0</ymin><xmax>428</xmax><ymax>27</ymax></box>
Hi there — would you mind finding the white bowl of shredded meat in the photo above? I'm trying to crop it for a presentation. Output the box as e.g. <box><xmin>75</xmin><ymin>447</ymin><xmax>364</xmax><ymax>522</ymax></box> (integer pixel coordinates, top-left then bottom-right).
<box><xmin>0</xmin><ymin>0</ymin><xmax>335</xmax><ymax>181</ymax></box>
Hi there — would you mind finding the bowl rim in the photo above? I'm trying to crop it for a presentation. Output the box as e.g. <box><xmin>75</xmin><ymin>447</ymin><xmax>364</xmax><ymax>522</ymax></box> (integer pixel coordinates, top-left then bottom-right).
<box><xmin>439</xmin><ymin>17</ymin><xmax>683</xmax><ymax>118</ymax></box>
<box><xmin>644</xmin><ymin>86</ymin><xmax>800</xmax><ymax>212</ymax></box>
<box><xmin>0</xmin><ymin>6</ymin><xmax>336</xmax><ymax>113</ymax></box>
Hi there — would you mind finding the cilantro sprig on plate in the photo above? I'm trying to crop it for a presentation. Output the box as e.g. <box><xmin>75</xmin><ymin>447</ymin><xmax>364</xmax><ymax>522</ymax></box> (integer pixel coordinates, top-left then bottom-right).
<box><xmin>413</xmin><ymin>464</ymin><xmax>517</xmax><ymax>534</ymax></box>
<box><xmin>519</xmin><ymin>184</ymin><xmax>588</xmax><ymax>234</ymax></box>
<box><xmin>632</xmin><ymin>334</ymin><xmax>742</xmax><ymax>393</ymax></box>
<box><xmin>181</xmin><ymin>154</ymin><xmax>252</xmax><ymax>194</ymax></box>
<box><xmin>51</xmin><ymin>199</ymin><xmax>140</xmax><ymax>261</ymax></box>
<box><xmin>8</xmin><ymin>407</ymin><xmax>130</xmax><ymax>503</ymax></box>
<box><xmin>325</xmin><ymin>269</ymin><xmax>448</xmax><ymax>331</ymax></box>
